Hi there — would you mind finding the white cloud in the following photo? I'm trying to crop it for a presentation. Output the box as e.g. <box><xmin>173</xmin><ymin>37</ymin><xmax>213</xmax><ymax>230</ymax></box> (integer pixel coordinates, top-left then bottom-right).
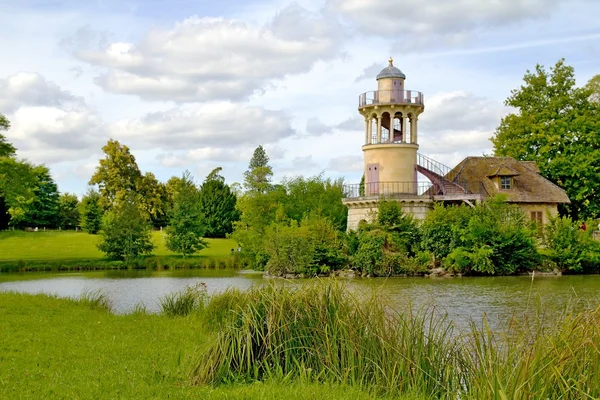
<box><xmin>67</xmin><ymin>4</ymin><xmax>344</xmax><ymax>102</ymax></box>
<box><xmin>327</xmin><ymin>155</ymin><xmax>362</xmax><ymax>173</ymax></box>
<box><xmin>421</xmin><ymin>91</ymin><xmax>507</xmax><ymax>132</ymax></box>
<box><xmin>0</xmin><ymin>72</ymin><xmax>83</xmax><ymax>113</ymax></box>
<box><xmin>111</xmin><ymin>102</ymin><xmax>296</xmax><ymax>151</ymax></box>
<box><xmin>8</xmin><ymin>106</ymin><xmax>106</xmax><ymax>163</ymax></box>
<box><xmin>329</xmin><ymin>0</ymin><xmax>561</xmax><ymax>49</ymax></box>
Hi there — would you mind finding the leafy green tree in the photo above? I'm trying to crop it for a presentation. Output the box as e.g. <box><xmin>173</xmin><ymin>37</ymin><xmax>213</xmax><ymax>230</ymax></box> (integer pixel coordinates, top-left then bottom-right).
<box><xmin>98</xmin><ymin>194</ymin><xmax>154</xmax><ymax>260</ymax></box>
<box><xmin>243</xmin><ymin>145</ymin><xmax>273</xmax><ymax>193</ymax></box>
<box><xmin>137</xmin><ymin>172</ymin><xmax>169</xmax><ymax>228</ymax></box>
<box><xmin>22</xmin><ymin>166</ymin><xmax>60</xmax><ymax>228</ymax></box>
<box><xmin>89</xmin><ymin>139</ymin><xmax>143</xmax><ymax>209</ymax></box>
<box><xmin>198</xmin><ymin>167</ymin><xmax>239</xmax><ymax>238</ymax></box>
<box><xmin>281</xmin><ymin>175</ymin><xmax>348</xmax><ymax>232</ymax></box>
<box><xmin>358</xmin><ymin>174</ymin><xmax>365</xmax><ymax>197</ymax></box>
<box><xmin>165</xmin><ymin>171</ymin><xmax>207</xmax><ymax>257</ymax></box>
<box><xmin>491</xmin><ymin>59</ymin><xmax>600</xmax><ymax>219</ymax></box>
<box><xmin>57</xmin><ymin>193</ymin><xmax>80</xmax><ymax>230</ymax></box>
<box><xmin>0</xmin><ymin>156</ymin><xmax>37</xmax><ymax>225</ymax></box>
<box><xmin>79</xmin><ymin>189</ymin><xmax>103</xmax><ymax>234</ymax></box>
<box><xmin>587</xmin><ymin>74</ymin><xmax>600</xmax><ymax>104</ymax></box>
<box><xmin>0</xmin><ymin>113</ymin><xmax>16</xmax><ymax>158</ymax></box>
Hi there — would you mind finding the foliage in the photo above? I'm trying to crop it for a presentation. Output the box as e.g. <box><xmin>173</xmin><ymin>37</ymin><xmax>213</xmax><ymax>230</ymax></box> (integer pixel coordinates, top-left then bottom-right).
<box><xmin>0</xmin><ymin>112</ymin><xmax>16</xmax><ymax>157</ymax></box>
<box><xmin>542</xmin><ymin>215</ymin><xmax>600</xmax><ymax>272</ymax></box>
<box><xmin>79</xmin><ymin>188</ymin><xmax>103</xmax><ymax>234</ymax></box>
<box><xmin>0</xmin><ymin>290</ymin><xmax>385</xmax><ymax>399</ymax></box>
<box><xmin>261</xmin><ymin>213</ymin><xmax>345</xmax><ymax>276</ymax></box>
<box><xmin>243</xmin><ymin>145</ymin><xmax>273</xmax><ymax>193</ymax></box>
<box><xmin>359</xmin><ymin>173</ymin><xmax>365</xmax><ymax>196</ymax></box>
<box><xmin>280</xmin><ymin>175</ymin><xmax>348</xmax><ymax>232</ymax></box>
<box><xmin>57</xmin><ymin>193</ymin><xmax>80</xmax><ymax>230</ymax></box>
<box><xmin>159</xmin><ymin>283</ymin><xmax>207</xmax><ymax>317</ymax></box>
<box><xmin>194</xmin><ymin>282</ymin><xmax>460</xmax><ymax>398</ymax></box>
<box><xmin>97</xmin><ymin>195</ymin><xmax>155</xmax><ymax>260</ymax></box>
<box><xmin>420</xmin><ymin>198</ymin><xmax>539</xmax><ymax>275</ymax></box>
<box><xmin>0</xmin><ymin>157</ymin><xmax>37</xmax><ymax>225</ymax></box>
<box><xmin>165</xmin><ymin>171</ymin><xmax>208</xmax><ymax>257</ymax></box>
<box><xmin>198</xmin><ymin>167</ymin><xmax>239</xmax><ymax>238</ymax></box>
<box><xmin>137</xmin><ymin>171</ymin><xmax>169</xmax><ymax>228</ymax></box>
<box><xmin>89</xmin><ymin>139</ymin><xmax>142</xmax><ymax>209</ymax></box>
<box><xmin>21</xmin><ymin>165</ymin><xmax>60</xmax><ymax>228</ymax></box>
<box><xmin>491</xmin><ymin>59</ymin><xmax>600</xmax><ymax>219</ymax></box>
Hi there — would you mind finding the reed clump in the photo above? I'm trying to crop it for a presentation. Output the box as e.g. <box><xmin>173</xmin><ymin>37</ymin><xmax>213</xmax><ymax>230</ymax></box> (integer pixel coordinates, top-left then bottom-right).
<box><xmin>79</xmin><ymin>288</ymin><xmax>112</xmax><ymax>311</ymax></box>
<box><xmin>159</xmin><ymin>282</ymin><xmax>208</xmax><ymax>317</ymax></box>
<box><xmin>192</xmin><ymin>281</ymin><xmax>461</xmax><ymax>398</ymax></box>
<box><xmin>462</xmin><ymin>306</ymin><xmax>600</xmax><ymax>399</ymax></box>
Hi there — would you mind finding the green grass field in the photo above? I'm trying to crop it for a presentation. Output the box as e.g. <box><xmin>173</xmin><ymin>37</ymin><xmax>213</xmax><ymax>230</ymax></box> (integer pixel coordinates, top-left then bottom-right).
<box><xmin>0</xmin><ymin>292</ymin><xmax>392</xmax><ymax>399</ymax></box>
<box><xmin>0</xmin><ymin>230</ymin><xmax>237</xmax><ymax>261</ymax></box>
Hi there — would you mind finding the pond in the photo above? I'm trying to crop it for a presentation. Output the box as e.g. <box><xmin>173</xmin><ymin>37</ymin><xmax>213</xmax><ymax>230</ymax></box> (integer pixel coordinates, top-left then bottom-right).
<box><xmin>2</xmin><ymin>269</ymin><xmax>600</xmax><ymax>330</ymax></box>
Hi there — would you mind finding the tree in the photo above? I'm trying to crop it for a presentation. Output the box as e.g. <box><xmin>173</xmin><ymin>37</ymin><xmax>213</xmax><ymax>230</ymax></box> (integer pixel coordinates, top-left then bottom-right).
<box><xmin>22</xmin><ymin>165</ymin><xmax>60</xmax><ymax>228</ymax></box>
<box><xmin>0</xmin><ymin>113</ymin><xmax>16</xmax><ymax>158</ymax></box>
<box><xmin>137</xmin><ymin>172</ymin><xmax>169</xmax><ymax>228</ymax></box>
<box><xmin>243</xmin><ymin>145</ymin><xmax>273</xmax><ymax>193</ymax></box>
<box><xmin>79</xmin><ymin>189</ymin><xmax>103</xmax><ymax>234</ymax></box>
<box><xmin>165</xmin><ymin>171</ymin><xmax>208</xmax><ymax>257</ymax></box>
<box><xmin>89</xmin><ymin>139</ymin><xmax>142</xmax><ymax>209</ymax></box>
<box><xmin>491</xmin><ymin>59</ymin><xmax>600</xmax><ymax>219</ymax></box>
<box><xmin>57</xmin><ymin>193</ymin><xmax>80</xmax><ymax>230</ymax></box>
<box><xmin>198</xmin><ymin>167</ymin><xmax>239</xmax><ymax>238</ymax></box>
<box><xmin>98</xmin><ymin>194</ymin><xmax>154</xmax><ymax>260</ymax></box>
<box><xmin>0</xmin><ymin>157</ymin><xmax>37</xmax><ymax>225</ymax></box>
<box><xmin>587</xmin><ymin>74</ymin><xmax>600</xmax><ymax>104</ymax></box>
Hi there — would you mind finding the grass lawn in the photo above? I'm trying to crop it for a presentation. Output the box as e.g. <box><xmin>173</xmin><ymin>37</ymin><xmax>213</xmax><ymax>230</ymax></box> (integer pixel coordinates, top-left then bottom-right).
<box><xmin>0</xmin><ymin>230</ymin><xmax>237</xmax><ymax>261</ymax></box>
<box><xmin>0</xmin><ymin>292</ymin><xmax>394</xmax><ymax>399</ymax></box>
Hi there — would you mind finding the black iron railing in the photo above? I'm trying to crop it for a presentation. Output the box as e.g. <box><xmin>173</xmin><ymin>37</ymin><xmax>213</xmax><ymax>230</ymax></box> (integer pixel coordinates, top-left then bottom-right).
<box><xmin>359</xmin><ymin>90</ymin><xmax>424</xmax><ymax>107</ymax></box>
<box><xmin>343</xmin><ymin>181</ymin><xmax>434</xmax><ymax>198</ymax></box>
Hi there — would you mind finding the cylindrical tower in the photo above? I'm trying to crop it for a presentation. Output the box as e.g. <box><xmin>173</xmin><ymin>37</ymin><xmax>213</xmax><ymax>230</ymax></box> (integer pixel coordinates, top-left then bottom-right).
<box><xmin>358</xmin><ymin>58</ymin><xmax>424</xmax><ymax>195</ymax></box>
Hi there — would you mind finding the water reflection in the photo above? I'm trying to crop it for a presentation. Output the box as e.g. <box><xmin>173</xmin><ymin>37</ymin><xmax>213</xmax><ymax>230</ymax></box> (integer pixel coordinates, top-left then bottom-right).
<box><xmin>1</xmin><ymin>271</ymin><xmax>599</xmax><ymax>330</ymax></box>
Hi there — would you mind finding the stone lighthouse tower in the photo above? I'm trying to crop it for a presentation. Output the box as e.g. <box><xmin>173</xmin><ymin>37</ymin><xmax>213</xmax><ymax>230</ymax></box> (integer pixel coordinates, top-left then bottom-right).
<box><xmin>343</xmin><ymin>58</ymin><xmax>429</xmax><ymax>230</ymax></box>
<box><xmin>359</xmin><ymin>57</ymin><xmax>424</xmax><ymax>195</ymax></box>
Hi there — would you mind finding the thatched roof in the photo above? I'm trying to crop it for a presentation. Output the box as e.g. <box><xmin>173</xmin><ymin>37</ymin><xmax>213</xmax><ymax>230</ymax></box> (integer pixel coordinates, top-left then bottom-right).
<box><xmin>451</xmin><ymin>157</ymin><xmax>570</xmax><ymax>204</ymax></box>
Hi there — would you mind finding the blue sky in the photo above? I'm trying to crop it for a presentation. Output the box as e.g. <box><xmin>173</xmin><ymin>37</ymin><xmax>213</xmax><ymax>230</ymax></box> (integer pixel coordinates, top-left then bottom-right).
<box><xmin>1</xmin><ymin>0</ymin><xmax>599</xmax><ymax>195</ymax></box>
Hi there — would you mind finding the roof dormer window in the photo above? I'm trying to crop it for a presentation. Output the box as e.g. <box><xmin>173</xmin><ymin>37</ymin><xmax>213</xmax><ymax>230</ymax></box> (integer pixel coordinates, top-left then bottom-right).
<box><xmin>500</xmin><ymin>176</ymin><xmax>512</xmax><ymax>190</ymax></box>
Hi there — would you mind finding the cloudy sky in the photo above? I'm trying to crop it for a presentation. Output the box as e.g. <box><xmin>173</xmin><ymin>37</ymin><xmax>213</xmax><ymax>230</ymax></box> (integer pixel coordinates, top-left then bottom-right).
<box><xmin>1</xmin><ymin>0</ymin><xmax>598</xmax><ymax>195</ymax></box>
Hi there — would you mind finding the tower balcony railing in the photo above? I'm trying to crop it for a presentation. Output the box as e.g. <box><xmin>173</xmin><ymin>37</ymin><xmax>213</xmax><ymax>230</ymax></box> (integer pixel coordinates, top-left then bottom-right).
<box><xmin>343</xmin><ymin>181</ymin><xmax>434</xmax><ymax>199</ymax></box>
<box><xmin>359</xmin><ymin>90</ymin><xmax>424</xmax><ymax>108</ymax></box>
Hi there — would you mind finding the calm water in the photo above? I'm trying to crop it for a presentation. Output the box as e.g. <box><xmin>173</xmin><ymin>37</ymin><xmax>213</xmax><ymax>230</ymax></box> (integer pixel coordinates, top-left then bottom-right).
<box><xmin>1</xmin><ymin>269</ymin><xmax>599</xmax><ymax>329</ymax></box>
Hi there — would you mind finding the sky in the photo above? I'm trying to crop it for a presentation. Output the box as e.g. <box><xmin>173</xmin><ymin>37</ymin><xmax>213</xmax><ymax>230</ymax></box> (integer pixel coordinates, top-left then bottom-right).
<box><xmin>0</xmin><ymin>0</ymin><xmax>599</xmax><ymax>196</ymax></box>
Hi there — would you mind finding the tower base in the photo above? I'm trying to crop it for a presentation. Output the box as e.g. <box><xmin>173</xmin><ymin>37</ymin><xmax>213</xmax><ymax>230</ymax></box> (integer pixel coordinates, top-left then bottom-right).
<box><xmin>342</xmin><ymin>195</ymin><xmax>433</xmax><ymax>231</ymax></box>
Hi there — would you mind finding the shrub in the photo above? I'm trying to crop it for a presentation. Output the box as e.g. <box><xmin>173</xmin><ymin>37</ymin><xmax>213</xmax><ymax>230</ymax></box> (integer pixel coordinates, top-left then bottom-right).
<box><xmin>542</xmin><ymin>215</ymin><xmax>600</xmax><ymax>272</ymax></box>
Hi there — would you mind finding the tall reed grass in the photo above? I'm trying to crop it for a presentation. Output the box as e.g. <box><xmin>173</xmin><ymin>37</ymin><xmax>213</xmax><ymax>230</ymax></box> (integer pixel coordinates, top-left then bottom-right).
<box><xmin>159</xmin><ymin>283</ymin><xmax>208</xmax><ymax>317</ymax></box>
<box><xmin>192</xmin><ymin>282</ymin><xmax>462</xmax><ymax>397</ymax></box>
<box><xmin>79</xmin><ymin>288</ymin><xmax>112</xmax><ymax>311</ymax></box>
<box><xmin>191</xmin><ymin>281</ymin><xmax>600</xmax><ymax>398</ymax></box>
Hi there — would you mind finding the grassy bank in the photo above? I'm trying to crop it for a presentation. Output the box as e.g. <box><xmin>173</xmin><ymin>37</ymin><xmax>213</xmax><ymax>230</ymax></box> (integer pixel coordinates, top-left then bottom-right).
<box><xmin>2</xmin><ymin>283</ymin><xmax>599</xmax><ymax>399</ymax></box>
<box><xmin>0</xmin><ymin>230</ymin><xmax>239</xmax><ymax>272</ymax></box>
<box><xmin>0</xmin><ymin>291</ymin><xmax>391</xmax><ymax>399</ymax></box>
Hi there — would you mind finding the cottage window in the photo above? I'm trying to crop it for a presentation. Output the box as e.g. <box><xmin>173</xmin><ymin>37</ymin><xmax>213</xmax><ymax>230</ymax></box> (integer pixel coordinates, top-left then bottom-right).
<box><xmin>530</xmin><ymin>211</ymin><xmax>543</xmax><ymax>225</ymax></box>
<box><xmin>500</xmin><ymin>176</ymin><xmax>512</xmax><ymax>190</ymax></box>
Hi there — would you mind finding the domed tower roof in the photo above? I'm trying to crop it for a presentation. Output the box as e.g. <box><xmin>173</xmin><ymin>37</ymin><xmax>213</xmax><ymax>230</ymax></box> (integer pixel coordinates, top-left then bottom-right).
<box><xmin>376</xmin><ymin>57</ymin><xmax>406</xmax><ymax>80</ymax></box>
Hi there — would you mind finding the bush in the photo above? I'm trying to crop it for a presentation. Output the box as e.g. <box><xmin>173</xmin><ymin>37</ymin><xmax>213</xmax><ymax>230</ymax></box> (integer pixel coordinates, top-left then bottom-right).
<box><xmin>542</xmin><ymin>215</ymin><xmax>600</xmax><ymax>272</ymax></box>
<box><xmin>97</xmin><ymin>197</ymin><xmax>154</xmax><ymax>260</ymax></box>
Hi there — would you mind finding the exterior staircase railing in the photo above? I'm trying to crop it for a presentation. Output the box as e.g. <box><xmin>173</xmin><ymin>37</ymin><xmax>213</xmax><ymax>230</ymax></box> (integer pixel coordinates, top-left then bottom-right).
<box><xmin>416</xmin><ymin>153</ymin><xmax>467</xmax><ymax>193</ymax></box>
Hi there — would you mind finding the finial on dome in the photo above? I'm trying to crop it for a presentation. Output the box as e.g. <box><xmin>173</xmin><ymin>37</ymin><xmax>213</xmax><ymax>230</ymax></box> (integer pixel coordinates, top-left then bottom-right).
<box><xmin>388</xmin><ymin>57</ymin><xmax>394</xmax><ymax>65</ymax></box>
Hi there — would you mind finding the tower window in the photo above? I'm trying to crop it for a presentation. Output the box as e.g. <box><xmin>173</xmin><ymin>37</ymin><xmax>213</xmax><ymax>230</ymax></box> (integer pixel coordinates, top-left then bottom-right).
<box><xmin>500</xmin><ymin>176</ymin><xmax>512</xmax><ymax>190</ymax></box>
